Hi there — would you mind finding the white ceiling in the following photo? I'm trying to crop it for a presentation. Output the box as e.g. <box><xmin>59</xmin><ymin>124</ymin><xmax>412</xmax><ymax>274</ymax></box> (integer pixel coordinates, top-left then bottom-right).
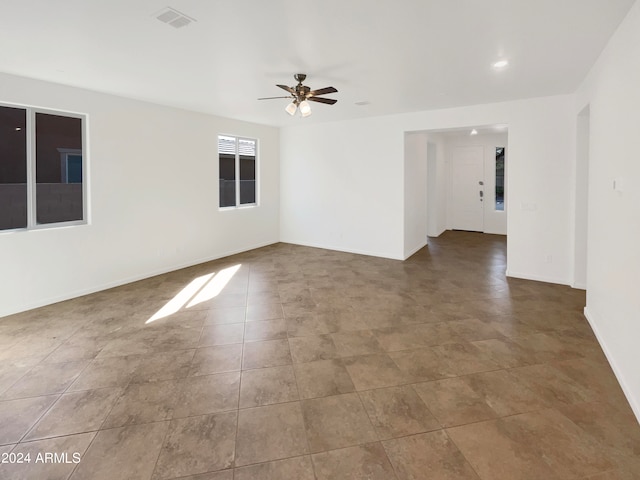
<box><xmin>0</xmin><ymin>0</ymin><xmax>635</xmax><ymax>127</ymax></box>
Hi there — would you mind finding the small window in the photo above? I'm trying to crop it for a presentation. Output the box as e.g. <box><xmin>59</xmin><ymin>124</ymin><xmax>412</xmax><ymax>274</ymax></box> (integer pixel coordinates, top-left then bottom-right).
<box><xmin>219</xmin><ymin>135</ymin><xmax>257</xmax><ymax>208</ymax></box>
<box><xmin>0</xmin><ymin>104</ymin><xmax>86</xmax><ymax>231</ymax></box>
<box><xmin>495</xmin><ymin>147</ymin><xmax>505</xmax><ymax>211</ymax></box>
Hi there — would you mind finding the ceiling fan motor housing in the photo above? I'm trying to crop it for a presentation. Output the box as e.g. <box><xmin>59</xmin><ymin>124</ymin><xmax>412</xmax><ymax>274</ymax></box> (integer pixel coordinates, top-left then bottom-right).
<box><xmin>296</xmin><ymin>85</ymin><xmax>310</xmax><ymax>99</ymax></box>
<box><xmin>293</xmin><ymin>74</ymin><xmax>310</xmax><ymax>101</ymax></box>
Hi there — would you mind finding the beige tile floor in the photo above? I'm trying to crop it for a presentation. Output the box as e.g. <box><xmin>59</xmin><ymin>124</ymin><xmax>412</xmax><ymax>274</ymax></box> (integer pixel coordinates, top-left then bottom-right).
<box><xmin>1</xmin><ymin>231</ymin><xmax>639</xmax><ymax>479</ymax></box>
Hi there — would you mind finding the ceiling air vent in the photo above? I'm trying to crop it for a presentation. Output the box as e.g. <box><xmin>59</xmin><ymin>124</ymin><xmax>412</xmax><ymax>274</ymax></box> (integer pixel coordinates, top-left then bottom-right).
<box><xmin>155</xmin><ymin>7</ymin><xmax>196</xmax><ymax>29</ymax></box>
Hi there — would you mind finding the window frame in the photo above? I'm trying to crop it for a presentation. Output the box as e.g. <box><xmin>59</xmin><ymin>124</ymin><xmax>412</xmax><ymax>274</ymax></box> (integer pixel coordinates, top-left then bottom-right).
<box><xmin>218</xmin><ymin>134</ymin><xmax>258</xmax><ymax>210</ymax></box>
<box><xmin>0</xmin><ymin>102</ymin><xmax>88</xmax><ymax>232</ymax></box>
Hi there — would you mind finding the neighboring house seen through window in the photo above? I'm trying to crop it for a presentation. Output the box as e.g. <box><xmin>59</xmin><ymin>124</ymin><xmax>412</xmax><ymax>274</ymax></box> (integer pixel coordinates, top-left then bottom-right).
<box><xmin>219</xmin><ymin>135</ymin><xmax>257</xmax><ymax>208</ymax></box>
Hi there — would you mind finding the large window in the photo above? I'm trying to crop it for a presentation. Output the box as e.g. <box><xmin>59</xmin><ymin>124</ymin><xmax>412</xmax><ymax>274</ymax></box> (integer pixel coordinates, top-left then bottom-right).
<box><xmin>0</xmin><ymin>104</ymin><xmax>86</xmax><ymax>231</ymax></box>
<box><xmin>218</xmin><ymin>135</ymin><xmax>257</xmax><ymax>208</ymax></box>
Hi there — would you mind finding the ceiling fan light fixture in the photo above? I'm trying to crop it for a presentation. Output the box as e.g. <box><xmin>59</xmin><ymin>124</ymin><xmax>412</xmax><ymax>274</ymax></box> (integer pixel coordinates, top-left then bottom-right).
<box><xmin>285</xmin><ymin>102</ymin><xmax>297</xmax><ymax>116</ymax></box>
<box><xmin>299</xmin><ymin>100</ymin><xmax>312</xmax><ymax>117</ymax></box>
<box><xmin>260</xmin><ymin>74</ymin><xmax>336</xmax><ymax>117</ymax></box>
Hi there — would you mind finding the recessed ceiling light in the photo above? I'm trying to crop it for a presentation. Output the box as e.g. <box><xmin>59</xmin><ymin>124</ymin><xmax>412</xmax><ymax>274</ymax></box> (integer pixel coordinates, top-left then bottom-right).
<box><xmin>493</xmin><ymin>60</ymin><xmax>509</xmax><ymax>68</ymax></box>
<box><xmin>470</xmin><ymin>129</ymin><xmax>478</xmax><ymax>135</ymax></box>
<box><xmin>355</xmin><ymin>101</ymin><xmax>371</xmax><ymax>106</ymax></box>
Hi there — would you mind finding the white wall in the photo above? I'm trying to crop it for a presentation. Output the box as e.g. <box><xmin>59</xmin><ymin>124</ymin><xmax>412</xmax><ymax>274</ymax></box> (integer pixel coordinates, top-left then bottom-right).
<box><xmin>442</xmin><ymin>132</ymin><xmax>508</xmax><ymax>235</ymax></box>
<box><xmin>281</xmin><ymin>95</ymin><xmax>575</xmax><ymax>283</ymax></box>
<box><xmin>573</xmin><ymin>107</ymin><xmax>590</xmax><ymax>289</ymax></box>
<box><xmin>280</xmin><ymin>116</ymin><xmax>405</xmax><ymax>259</ymax></box>
<box><xmin>0</xmin><ymin>73</ymin><xmax>280</xmax><ymax>318</ymax></box>
<box><xmin>574</xmin><ymin>1</ymin><xmax>640</xmax><ymax>421</ymax></box>
<box><xmin>403</xmin><ymin>132</ymin><xmax>428</xmax><ymax>259</ymax></box>
<box><xmin>426</xmin><ymin>134</ymin><xmax>447</xmax><ymax>237</ymax></box>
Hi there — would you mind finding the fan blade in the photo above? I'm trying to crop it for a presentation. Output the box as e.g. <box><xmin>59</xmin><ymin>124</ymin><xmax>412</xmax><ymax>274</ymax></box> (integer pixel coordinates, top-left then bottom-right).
<box><xmin>307</xmin><ymin>97</ymin><xmax>337</xmax><ymax>105</ymax></box>
<box><xmin>307</xmin><ymin>86</ymin><xmax>338</xmax><ymax>97</ymax></box>
<box><xmin>276</xmin><ymin>84</ymin><xmax>295</xmax><ymax>94</ymax></box>
<box><xmin>258</xmin><ymin>96</ymin><xmax>292</xmax><ymax>100</ymax></box>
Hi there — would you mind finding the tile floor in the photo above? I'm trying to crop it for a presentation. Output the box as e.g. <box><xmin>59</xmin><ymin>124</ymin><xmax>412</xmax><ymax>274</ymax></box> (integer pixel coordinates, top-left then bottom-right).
<box><xmin>1</xmin><ymin>231</ymin><xmax>639</xmax><ymax>479</ymax></box>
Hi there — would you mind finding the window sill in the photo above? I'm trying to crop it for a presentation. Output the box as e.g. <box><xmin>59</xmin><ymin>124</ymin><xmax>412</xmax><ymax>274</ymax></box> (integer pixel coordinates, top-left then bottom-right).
<box><xmin>219</xmin><ymin>204</ymin><xmax>258</xmax><ymax>211</ymax></box>
<box><xmin>0</xmin><ymin>220</ymin><xmax>89</xmax><ymax>235</ymax></box>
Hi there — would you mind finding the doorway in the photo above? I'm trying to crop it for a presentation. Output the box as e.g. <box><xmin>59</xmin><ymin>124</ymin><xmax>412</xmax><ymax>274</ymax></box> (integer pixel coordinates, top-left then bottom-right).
<box><xmin>404</xmin><ymin>125</ymin><xmax>508</xmax><ymax>255</ymax></box>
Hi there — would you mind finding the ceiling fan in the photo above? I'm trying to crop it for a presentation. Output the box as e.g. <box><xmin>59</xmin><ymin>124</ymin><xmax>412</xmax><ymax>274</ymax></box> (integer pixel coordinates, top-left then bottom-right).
<box><xmin>258</xmin><ymin>74</ymin><xmax>338</xmax><ymax>117</ymax></box>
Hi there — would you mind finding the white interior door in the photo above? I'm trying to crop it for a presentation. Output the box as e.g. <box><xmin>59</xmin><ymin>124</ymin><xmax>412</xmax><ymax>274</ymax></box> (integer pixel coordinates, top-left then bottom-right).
<box><xmin>451</xmin><ymin>145</ymin><xmax>484</xmax><ymax>232</ymax></box>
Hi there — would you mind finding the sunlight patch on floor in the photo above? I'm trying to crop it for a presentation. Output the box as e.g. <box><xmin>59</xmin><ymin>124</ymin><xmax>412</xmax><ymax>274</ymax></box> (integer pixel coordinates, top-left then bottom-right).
<box><xmin>146</xmin><ymin>264</ymin><xmax>241</xmax><ymax>324</ymax></box>
<box><xmin>146</xmin><ymin>273</ymin><xmax>214</xmax><ymax>324</ymax></box>
<box><xmin>187</xmin><ymin>264</ymin><xmax>241</xmax><ymax>308</ymax></box>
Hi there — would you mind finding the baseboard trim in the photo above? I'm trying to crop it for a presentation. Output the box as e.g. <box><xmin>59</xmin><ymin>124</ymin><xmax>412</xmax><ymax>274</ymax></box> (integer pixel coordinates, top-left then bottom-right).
<box><xmin>279</xmin><ymin>239</ymin><xmax>403</xmax><ymax>260</ymax></box>
<box><xmin>0</xmin><ymin>240</ymin><xmax>278</xmax><ymax>318</ymax></box>
<box><xmin>505</xmin><ymin>269</ymin><xmax>570</xmax><ymax>286</ymax></box>
<box><xmin>584</xmin><ymin>306</ymin><xmax>640</xmax><ymax>423</ymax></box>
<box><xmin>571</xmin><ymin>282</ymin><xmax>587</xmax><ymax>290</ymax></box>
